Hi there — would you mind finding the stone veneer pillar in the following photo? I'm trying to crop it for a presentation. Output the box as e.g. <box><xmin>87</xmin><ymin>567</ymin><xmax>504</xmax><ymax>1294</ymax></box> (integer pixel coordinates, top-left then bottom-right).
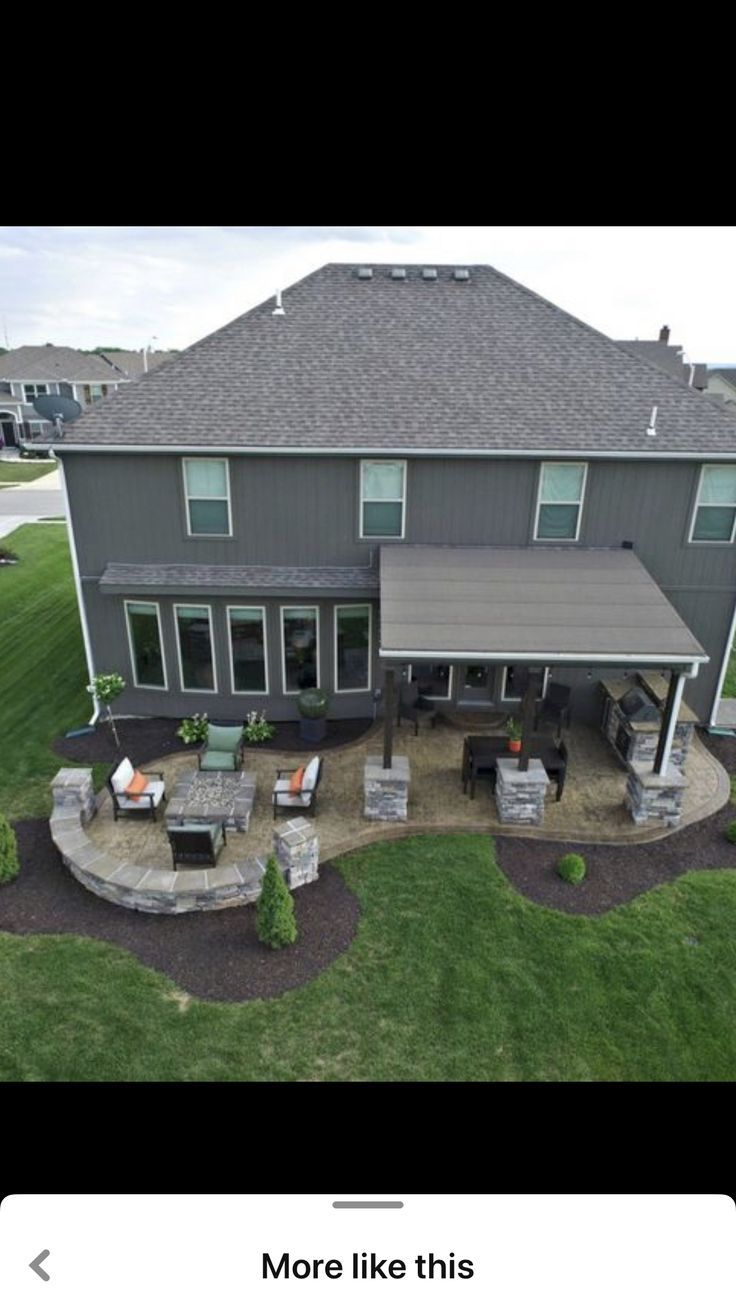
<box><xmin>626</xmin><ymin>761</ymin><xmax>687</xmax><ymax>826</ymax></box>
<box><xmin>273</xmin><ymin>817</ymin><xmax>320</xmax><ymax>888</ymax></box>
<box><xmin>51</xmin><ymin>767</ymin><xmax>96</xmax><ymax>825</ymax></box>
<box><xmin>495</xmin><ymin>757</ymin><xmax>549</xmax><ymax>826</ymax></box>
<box><xmin>363</xmin><ymin>755</ymin><xmax>410</xmax><ymax>821</ymax></box>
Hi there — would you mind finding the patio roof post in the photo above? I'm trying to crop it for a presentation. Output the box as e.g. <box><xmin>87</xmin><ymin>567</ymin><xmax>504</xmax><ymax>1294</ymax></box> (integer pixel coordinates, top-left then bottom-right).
<box><xmin>518</xmin><ymin>670</ymin><xmax>542</xmax><ymax>773</ymax></box>
<box><xmin>654</xmin><ymin>670</ymin><xmax>686</xmax><ymax>775</ymax></box>
<box><xmin>382</xmin><ymin>668</ymin><xmax>396</xmax><ymax>770</ymax></box>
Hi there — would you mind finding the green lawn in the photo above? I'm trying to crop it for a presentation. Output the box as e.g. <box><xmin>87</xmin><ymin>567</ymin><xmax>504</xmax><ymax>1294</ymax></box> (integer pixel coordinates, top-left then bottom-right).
<box><xmin>722</xmin><ymin>645</ymin><xmax>736</xmax><ymax>699</ymax></box>
<box><xmin>2</xmin><ymin>833</ymin><xmax>736</xmax><ymax>1081</ymax></box>
<box><xmin>0</xmin><ymin>524</ymin><xmax>106</xmax><ymax>819</ymax></box>
<box><xmin>0</xmin><ymin>460</ymin><xmax>56</xmax><ymax>484</ymax></box>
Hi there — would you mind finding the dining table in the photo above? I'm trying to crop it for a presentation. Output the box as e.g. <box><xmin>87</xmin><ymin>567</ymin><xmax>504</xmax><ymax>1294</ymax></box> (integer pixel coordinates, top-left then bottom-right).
<box><xmin>462</xmin><ymin>734</ymin><xmax>566</xmax><ymax>800</ymax></box>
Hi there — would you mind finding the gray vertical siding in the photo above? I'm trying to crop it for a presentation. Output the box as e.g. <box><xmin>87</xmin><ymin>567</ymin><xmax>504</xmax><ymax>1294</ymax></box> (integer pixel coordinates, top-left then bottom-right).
<box><xmin>66</xmin><ymin>451</ymin><xmax>736</xmax><ymax>723</ymax></box>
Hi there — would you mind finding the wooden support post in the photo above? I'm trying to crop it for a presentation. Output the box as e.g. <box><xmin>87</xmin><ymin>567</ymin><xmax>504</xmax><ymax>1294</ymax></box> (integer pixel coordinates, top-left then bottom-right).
<box><xmin>654</xmin><ymin>670</ymin><xmax>686</xmax><ymax>775</ymax></box>
<box><xmin>518</xmin><ymin>669</ymin><xmax>542</xmax><ymax>773</ymax></box>
<box><xmin>383</xmin><ymin>668</ymin><xmax>396</xmax><ymax>770</ymax></box>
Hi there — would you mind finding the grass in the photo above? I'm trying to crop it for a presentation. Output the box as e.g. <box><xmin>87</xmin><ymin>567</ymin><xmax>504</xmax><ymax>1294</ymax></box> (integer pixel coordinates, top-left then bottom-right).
<box><xmin>0</xmin><ymin>524</ymin><xmax>107</xmax><ymax>819</ymax></box>
<box><xmin>723</xmin><ymin>644</ymin><xmax>736</xmax><ymax>699</ymax></box>
<box><xmin>0</xmin><ymin>461</ymin><xmax>55</xmax><ymax>484</ymax></box>
<box><xmin>2</xmin><ymin>833</ymin><xmax>736</xmax><ymax>1080</ymax></box>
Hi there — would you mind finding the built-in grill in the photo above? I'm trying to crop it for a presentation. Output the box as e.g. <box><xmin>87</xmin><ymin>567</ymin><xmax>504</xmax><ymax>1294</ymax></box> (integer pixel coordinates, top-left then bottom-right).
<box><xmin>618</xmin><ymin>687</ymin><xmax>660</xmax><ymax>724</ymax></box>
<box><xmin>600</xmin><ymin>675</ymin><xmax>695</xmax><ymax>770</ymax></box>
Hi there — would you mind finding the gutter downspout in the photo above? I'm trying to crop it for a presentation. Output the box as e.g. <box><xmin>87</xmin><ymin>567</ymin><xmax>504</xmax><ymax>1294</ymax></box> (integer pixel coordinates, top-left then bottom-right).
<box><xmin>57</xmin><ymin>452</ymin><xmax>99</xmax><ymax>723</ymax></box>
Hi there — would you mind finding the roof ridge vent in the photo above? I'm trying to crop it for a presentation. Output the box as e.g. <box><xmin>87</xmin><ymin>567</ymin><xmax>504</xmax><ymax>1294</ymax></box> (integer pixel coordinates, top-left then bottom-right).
<box><xmin>422</xmin><ymin>267</ymin><xmax>438</xmax><ymax>280</ymax></box>
<box><xmin>391</xmin><ymin>267</ymin><xmax>407</xmax><ymax>280</ymax></box>
<box><xmin>357</xmin><ymin>267</ymin><xmax>373</xmax><ymax>279</ymax></box>
<box><xmin>453</xmin><ymin>268</ymin><xmax>470</xmax><ymax>281</ymax></box>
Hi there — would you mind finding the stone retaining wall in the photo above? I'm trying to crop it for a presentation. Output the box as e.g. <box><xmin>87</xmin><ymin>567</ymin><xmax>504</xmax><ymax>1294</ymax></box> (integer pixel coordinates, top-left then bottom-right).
<box><xmin>49</xmin><ymin>768</ymin><xmax>318</xmax><ymax>914</ymax></box>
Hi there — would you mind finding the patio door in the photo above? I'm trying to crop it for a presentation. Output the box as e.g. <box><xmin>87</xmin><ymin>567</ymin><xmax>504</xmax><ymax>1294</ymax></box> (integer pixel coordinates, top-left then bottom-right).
<box><xmin>457</xmin><ymin>664</ymin><xmax>495</xmax><ymax>704</ymax></box>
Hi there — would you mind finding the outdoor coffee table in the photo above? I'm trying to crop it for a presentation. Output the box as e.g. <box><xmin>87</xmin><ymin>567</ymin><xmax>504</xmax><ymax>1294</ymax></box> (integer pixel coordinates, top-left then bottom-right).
<box><xmin>165</xmin><ymin>769</ymin><xmax>257</xmax><ymax>833</ymax></box>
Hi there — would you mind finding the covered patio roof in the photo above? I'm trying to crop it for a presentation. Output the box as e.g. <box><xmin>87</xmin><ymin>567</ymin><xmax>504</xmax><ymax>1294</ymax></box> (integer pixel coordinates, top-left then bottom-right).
<box><xmin>378</xmin><ymin>545</ymin><xmax>707</xmax><ymax>668</ymax></box>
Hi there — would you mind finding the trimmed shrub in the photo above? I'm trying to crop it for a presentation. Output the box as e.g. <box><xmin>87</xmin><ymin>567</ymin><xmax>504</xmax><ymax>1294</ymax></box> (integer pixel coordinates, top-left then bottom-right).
<box><xmin>556</xmin><ymin>852</ymin><xmax>586</xmax><ymax>884</ymax></box>
<box><xmin>725</xmin><ymin>819</ymin><xmax>736</xmax><ymax>844</ymax></box>
<box><xmin>257</xmin><ymin>855</ymin><xmax>298</xmax><ymax>949</ymax></box>
<box><xmin>0</xmin><ymin>813</ymin><xmax>20</xmax><ymax>884</ymax></box>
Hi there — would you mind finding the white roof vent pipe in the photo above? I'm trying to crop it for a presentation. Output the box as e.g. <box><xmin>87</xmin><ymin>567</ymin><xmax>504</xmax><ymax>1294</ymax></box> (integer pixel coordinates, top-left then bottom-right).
<box><xmin>646</xmin><ymin>405</ymin><xmax>658</xmax><ymax>437</ymax></box>
<box><xmin>272</xmin><ymin>289</ymin><xmax>285</xmax><ymax>317</ymax></box>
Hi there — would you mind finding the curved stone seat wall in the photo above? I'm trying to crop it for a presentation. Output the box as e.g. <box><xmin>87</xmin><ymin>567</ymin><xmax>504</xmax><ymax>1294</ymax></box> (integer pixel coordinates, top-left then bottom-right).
<box><xmin>50</xmin><ymin>768</ymin><xmax>318</xmax><ymax>914</ymax></box>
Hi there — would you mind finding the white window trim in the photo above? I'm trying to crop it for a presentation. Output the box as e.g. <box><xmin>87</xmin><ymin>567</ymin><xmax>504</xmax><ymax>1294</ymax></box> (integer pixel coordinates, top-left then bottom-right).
<box><xmin>500</xmin><ymin>665</ymin><xmax>550</xmax><ymax>701</ymax></box>
<box><xmin>334</xmin><ymin>603</ymin><xmax>372</xmax><ymax>693</ymax></box>
<box><xmin>533</xmin><ymin>461</ymin><xmax>588</xmax><ymax>542</ymax></box>
<box><xmin>280</xmin><ymin>605</ymin><xmax>320</xmax><ymax>695</ymax></box>
<box><xmin>359</xmin><ymin>458</ymin><xmax>407</xmax><ymax>540</ymax></box>
<box><xmin>226</xmin><ymin>604</ymin><xmax>269</xmax><ymax>695</ymax></box>
<box><xmin>23</xmin><ymin>383</ymin><xmax>49</xmax><ymax>403</ymax></box>
<box><xmin>124</xmin><ymin>600</ymin><xmax>168</xmax><ymax>691</ymax></box>
<box><xmin>182</xmin><ymin>457</ymin><xmax>233</xmax><ymax>537</ymax></box>
<box><xmin>173</xmin><ymin>602</ymin><xmax>218</xmax><ymax>693</ymax></box>
<box><xmin>405</xmin><ymin>662</ymin><xmax>454</xmax><ymax>701</ymax></box>
<box><xmin>687</xmin><ymin>463</ymin><xmax>736</xmax><ymax>544</ymax></box>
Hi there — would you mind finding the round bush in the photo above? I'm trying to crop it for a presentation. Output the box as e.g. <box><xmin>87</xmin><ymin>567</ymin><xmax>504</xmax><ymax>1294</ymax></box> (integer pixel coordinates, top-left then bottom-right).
<box><xmin>725</xmin><ymin>820</ymin><xmax>736</xmax><ymax>844</ymax></box>
<box><xmin>0</xmin><ymin>813</ymin><xmax>20</xmax><ymax>884</ymax></box>
<box><xmin>556</xmin><ymin>852</ymin><xmax>586</xmax><ymax>884</ymax></box>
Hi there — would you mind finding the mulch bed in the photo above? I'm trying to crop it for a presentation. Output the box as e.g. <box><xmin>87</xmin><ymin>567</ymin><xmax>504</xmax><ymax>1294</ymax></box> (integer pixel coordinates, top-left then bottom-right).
<box><xmin>1</xmin><ymin>821</ymin><xmax>360</xmax><ymax>1003</ymax></box>
<box><xmin>53</xmin><ymin>716</ymin><xmax>375</xmax><ymax>768</ymax></box>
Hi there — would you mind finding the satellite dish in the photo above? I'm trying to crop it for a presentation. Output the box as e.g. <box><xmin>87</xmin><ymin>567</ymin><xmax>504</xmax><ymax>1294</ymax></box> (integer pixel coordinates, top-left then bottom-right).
<box><xmin>33</xmin><ymin>393</ymin><xmax>83</xmax><ymax>439</ymax></box>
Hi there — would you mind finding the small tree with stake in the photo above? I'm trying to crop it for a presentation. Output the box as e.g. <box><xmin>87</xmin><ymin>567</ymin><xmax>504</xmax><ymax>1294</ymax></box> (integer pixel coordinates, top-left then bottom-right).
<box><xmin>256</xmin><ymin>855</ymin><xmax>298</xmax><ymax>949</ymax></box>
<box><xmin>87</xmin><ymin>672</ymin><xmax>126</xmax><ymax>749</ymax></box>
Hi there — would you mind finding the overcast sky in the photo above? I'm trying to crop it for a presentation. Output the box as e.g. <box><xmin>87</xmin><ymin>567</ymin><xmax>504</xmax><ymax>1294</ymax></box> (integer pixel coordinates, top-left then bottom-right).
<box><xmin>1</xmin><ymin>225</ymin><xmax>734</xmax><ymax>363</ymax></box>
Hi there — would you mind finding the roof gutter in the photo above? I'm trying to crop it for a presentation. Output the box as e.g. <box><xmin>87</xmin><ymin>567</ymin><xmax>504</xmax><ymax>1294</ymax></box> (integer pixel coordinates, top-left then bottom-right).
<box><xmin>379</xmin><ymin>649</ymin><xmax>705</xmax><ymax>671</ymax></box>
<box><xmin>28</xmin><ymin>444</ymin><xmax>736</xmax><ymax>460</ymax></box>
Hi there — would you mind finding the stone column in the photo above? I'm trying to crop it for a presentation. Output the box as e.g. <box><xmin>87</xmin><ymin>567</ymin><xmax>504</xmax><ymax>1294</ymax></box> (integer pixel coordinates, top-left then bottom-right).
<box><xmin>273</xmin><ymin>817</ymin><xmax>319</xmax><ymax>888</ymax></box>
<box><xmin>364</xmin><ymin>754</ymin><xmax>410</xmax><ymax>821</ymax></box>
<box><xmin>495</xmin><ymin>757</ymin><xmax>549</xmax><ymax>826</ymax></box>
<box><xmin>50</xmin><ymin>767</ymin><xmax>96</xmax><ymax>825</ymax></box>
<box><xmin>626</xmin><ymin>761</ymin><xmax>687</xmax><ymax>826</ymax></box>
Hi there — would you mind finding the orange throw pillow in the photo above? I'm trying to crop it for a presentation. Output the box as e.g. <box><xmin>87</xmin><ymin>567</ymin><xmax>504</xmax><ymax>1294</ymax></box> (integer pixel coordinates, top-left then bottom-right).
<box><xmin>125</xmin><ymin>770</ymin><xmax>149</xmax><ymax>802</ymax></box>
<box><xmin>289</xmin><ymin>766</ymin><xmax>306</xmax><ymax>794</ymax></box>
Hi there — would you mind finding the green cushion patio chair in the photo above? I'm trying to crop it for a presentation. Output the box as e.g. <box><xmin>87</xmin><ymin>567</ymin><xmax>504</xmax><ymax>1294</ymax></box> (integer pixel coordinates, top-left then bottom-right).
<box><xmin>198</xmin><ymin>724</ymin><xmax>244</xmax><ymax>771</ymax></box>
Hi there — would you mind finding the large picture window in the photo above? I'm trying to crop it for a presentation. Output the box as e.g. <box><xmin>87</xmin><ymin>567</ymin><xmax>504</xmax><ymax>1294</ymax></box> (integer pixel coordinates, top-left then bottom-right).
<box><xmin>124</xmin><ymin>601</ymin><xmax>166</xmax><ymax>689</ymax></box>
<box><xmin>175</xmin><ymin>604</ymin><xmax>216</xmax><ymax>692</ymax></box>
<box><xmin>690</xmin><ymin>465</ymin><xmax>736</xmax><ymax>542</ymax></box>
<box><xmin>406</xmin><ymin>663</ymin><xmax>452</xmax><ymax>700</ymax></box>
<box><xmin>335</xmin><ymin>605</ymin><xmax>371</xmax><ymax>692</ymax></box>
<box><xmin>228</xmin><ymin>606</ymin><xmax>267</xmax><ymax>693</ymax></box>
<box><xmin>360</xmin><ymin>460</ymin><xmax>406</xmax><ymax>538</ymax></box>
<box><xmin>183</xmin><ymin>458</ymin><xmax>232</xmax><ymax>536</ymax></box>
<box><xmin>534</xmin><ymin>462</ymin><xmax>587</xmax><ymax>541</ymax></box>
<box><xmin>281</xmin><ymin>607</ymin><xmax>319</xmax><ymax>693</ymax></box>
<box><xmin>501</xmin><ymin>665</ymin><xmax>550</xmax><ymax>700</ymax></box>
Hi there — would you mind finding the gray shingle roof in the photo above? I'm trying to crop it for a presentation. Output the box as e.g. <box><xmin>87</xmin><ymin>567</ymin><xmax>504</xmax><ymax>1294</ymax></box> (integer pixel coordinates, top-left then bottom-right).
<box><xmin>99</xmin><ymin>562</ymin><xmax>379</xmax><ymax>594</ymax></box>
<box><xmin>0</xmin><ymin>346</ymin><xmax>121</xmax><ymax>383</ymax></box>
<box><xmin>709</xmin><ymin>368</ymin><xmax>736</xmax><ymax>388</ymax></box>
<box><xmin>58</xmin><ymin>264</ymin><xmax>736</xmax><ymax>454</ymax></box>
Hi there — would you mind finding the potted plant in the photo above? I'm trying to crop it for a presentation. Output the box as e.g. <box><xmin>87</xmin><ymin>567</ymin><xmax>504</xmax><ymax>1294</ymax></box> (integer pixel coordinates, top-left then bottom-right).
<box><xmin>507</xmin><ymin>716</ymin><xmax>522</xmax><ymax>754</ymax></box>
<box><xmin>297</xmin><ymin>687</ymin><xmax>329</xmax><ymax>744</ymax></box>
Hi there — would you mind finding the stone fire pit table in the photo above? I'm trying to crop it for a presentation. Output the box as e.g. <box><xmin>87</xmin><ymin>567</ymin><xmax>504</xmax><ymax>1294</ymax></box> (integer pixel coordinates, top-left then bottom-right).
<box><xmin>165</xmin><ymin>768</ymin><xmax>257</xmax><ymax>833</ymax></box>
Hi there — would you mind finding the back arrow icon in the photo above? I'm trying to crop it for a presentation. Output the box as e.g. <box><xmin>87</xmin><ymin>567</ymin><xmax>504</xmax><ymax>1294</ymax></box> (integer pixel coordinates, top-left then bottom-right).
<box><xmin>30</xmin><ymin>1250</ymin><xmax>51</xmax><ymax>1281</ymax></box>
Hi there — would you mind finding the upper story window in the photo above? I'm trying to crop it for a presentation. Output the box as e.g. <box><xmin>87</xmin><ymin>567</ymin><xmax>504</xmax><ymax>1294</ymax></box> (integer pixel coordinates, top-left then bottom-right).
<box><xmin>689</xmin><ymin>465</ymin><xmax>736</xmax><ymax>543</ymax></box>
<box><xmin>23</xmin><ymin>383</ymin><xmax>48</xmax><ymax>403</ymax></box>
<box><xmin>360</xmin><ymin>459</ymin><xmax>406</xmax><ymax>538</ymax></box>
<box><xmin>534</xmin><ymin>462</ymin><xmax>587</xmax><ymax>541</ymax></box>
<box><xmin>182</xmin><ymin>458</ymin><xmax>232</xmax><ymax>536</ymax></box>
<box><xmin>83</xmin><ymin>384</ymin><xmax>109</xmax><ymax>404</ymax></box>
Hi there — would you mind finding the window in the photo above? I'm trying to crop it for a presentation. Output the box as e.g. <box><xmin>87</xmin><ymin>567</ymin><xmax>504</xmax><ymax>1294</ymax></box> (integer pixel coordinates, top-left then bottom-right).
<box><xmin>183</xmin><ymin>458</ymin><xmax>232</xmax><ymax>536</ymax></box>
<box><xmin>281</xmin><ymin>607</ymin><xmax>319</xmax><ymax>693</ymax></box>
<box><xmin>534</xmin><ymin>462</ymin><xmax>587</xmax><ymax>541</ymax></box>
<box><xmin>406</xmin><ymin>663</ymin><xmax>452</xmax><ymax>699</ymax></box>
<box><xmin>83</xmin><ymin>384</ymin><xmax>109</xmax><ymax>404</ymax></box>
<box><xmin>690</xmin><ymin>465</ymin><xmax>736</xmax><ymax>542</ymax></box>
<box><xmin>360</xmin><ymin>460</ymin><xmax>406</xmax><ymax>538</ymax></box>
<box><xmin>124</xmin><ymin>601</ymin><xmax>167</xmax><ymax>689</ymax></box>
<box><xmin>23</xmin><ymin>383</ymin><xmax>48</xmax><ymax>403</ymax></box>
<box><xmin>335</xmin><ymin>605</ymin><xmax>371</xmax><ymax>692</ymax></box>
<box><xmin>174</xmin><ymin>604</ymin><xmax>216</xmax><ymax>692</ymax></box>
<box><xmin>501</xmin><ymin>665</ymin><xmax>550</xmax><ymax>700</ymax></box>
<box><xmin>228</xmin><ymin>606</ymin><xmax>268</xmax><ymax>693</ymax></box>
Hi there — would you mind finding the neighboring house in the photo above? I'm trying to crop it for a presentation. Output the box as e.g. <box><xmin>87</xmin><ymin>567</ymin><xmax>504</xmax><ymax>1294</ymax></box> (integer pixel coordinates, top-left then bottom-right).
<box><xmin>99</xmin><ymin>349</ymin><xmax>177</xmax><ymax>380</ymax></box>
<box><xmin>35</xmin><ymin>264</ymin><xmax>736</xmax><ymax>741</ymax></box>
<box><xmin>617</xmin><ymin>325</ymin><xmax>708</xmax><ymax>390</ymax></box>
<box><xmin>0</xmin><ymin>346</ymin><xmax>125</xmax><ymax>447</ymax></box>
<box><xmin>706</xmin><ymin>368</ymin><xmax>736</xmax><ymax>407</ymax></box>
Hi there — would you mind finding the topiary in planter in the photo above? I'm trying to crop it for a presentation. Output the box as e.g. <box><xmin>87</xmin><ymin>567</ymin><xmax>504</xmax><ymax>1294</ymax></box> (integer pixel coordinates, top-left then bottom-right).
<box><xmin>556</xmin><ymin>852</ymin><xmax>586</xmax><ymax>884</ymax></box>
<box><xmin>725</xmin><ymin>819</ymin><xmax>736</xmax><ymax>844</ymax></box>
<box><xmin>257</xmin><ymin>855</ymin><xmax>297</xmax><ymax>949</ymax></box>
<box><xmin>0</xmin><ymin>813</ymin><xmax>20</xmax><ymax>884</ymax></box>
<box><xmin>297</xmin><ymin>688</ymin><xmax>329</xmax><ymax>743</ymax></box>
